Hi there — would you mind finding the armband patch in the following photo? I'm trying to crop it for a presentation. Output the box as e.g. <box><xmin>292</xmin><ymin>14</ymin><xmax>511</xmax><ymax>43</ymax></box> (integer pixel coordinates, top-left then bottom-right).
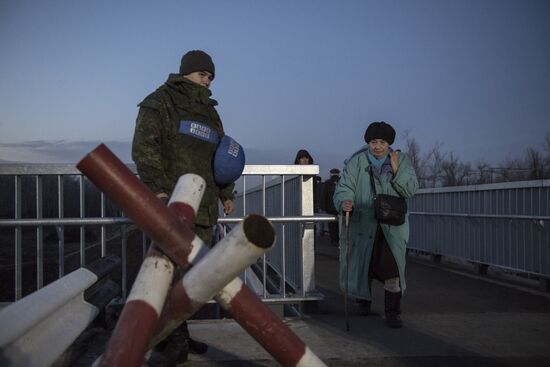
<box><xmin>179</xmin><ymin>120</ymin><xmax>219</xmax><ymax>144</ymax></box>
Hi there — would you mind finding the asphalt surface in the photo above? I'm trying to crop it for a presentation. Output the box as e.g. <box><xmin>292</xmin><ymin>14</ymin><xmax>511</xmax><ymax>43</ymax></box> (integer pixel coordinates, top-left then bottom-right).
<box><xmin>62</xmin><ymin>235</ymin><xmax>550</xmax><ymax>366</ymax></box>
<box><xmin>183</xmin><ymin>235</ymin><xmax>550</xmax><ymax>367</ymax></box>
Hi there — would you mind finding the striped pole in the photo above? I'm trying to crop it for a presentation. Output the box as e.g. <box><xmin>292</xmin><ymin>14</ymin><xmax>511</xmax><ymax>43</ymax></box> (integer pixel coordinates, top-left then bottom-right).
<box><xmin>77</xmin><ymin>144</ymin><xmax>196</xmax><ymax>269</ymax></box>
<box><xmin>98</xmin><ymin>174</ymin><xmax>205</xmax><ymax>367</ymax></box>
<box><xmin>152</xmin><ymin>214</ymin><xmax>275</xmax><ymax>344</ymax></box>
<box><xmin>78</xmin><ymin>144</ymin><xmax>326</xmax><ymax>367</ymax></box>
<box><xmin>154</xmin><ymin>178</ymin><xmax>327</xmax><ymax>367</ymax></box>
<box><xmin>217</xmin><ymin>279</ymin><xmax>325</xmax><ymax>366</ymax></box>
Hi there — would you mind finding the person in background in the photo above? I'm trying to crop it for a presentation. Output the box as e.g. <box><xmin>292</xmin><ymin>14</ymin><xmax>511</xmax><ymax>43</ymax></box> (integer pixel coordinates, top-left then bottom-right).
<box><xmin>333</xmin><ymin>121</ymin><xmax>418</xmax><ymax>328</ymax></box>
<box><xmin>294</xmin><ymin>149</ymin><xmax>324</xmax><ymax>252</ymax></box>
<box><xmin>294</xmin><ymin>149</ymin><xmax>314</xmax><ymax>166</ymax></box>
<box><xmin>294</xmin><ymin>149</ymin><xmax>321</xmax><ymax>213</ymax></box>
<box><xmin>132</xmin><ymin>50</ymin><xmax>236</xmax><ymax>365</ymax></box>
<box><xmin>323</xmin><ymin>168</ymin><xmax>341</xmax><ymax>246</ymax></box>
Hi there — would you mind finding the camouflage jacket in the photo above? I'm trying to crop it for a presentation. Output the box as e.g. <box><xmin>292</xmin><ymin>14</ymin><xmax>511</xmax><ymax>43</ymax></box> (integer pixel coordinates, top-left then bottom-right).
<box><xmin>131</xmin><ymin>74</ymin><xmax>235</xmax><ymax>227</ymax></box>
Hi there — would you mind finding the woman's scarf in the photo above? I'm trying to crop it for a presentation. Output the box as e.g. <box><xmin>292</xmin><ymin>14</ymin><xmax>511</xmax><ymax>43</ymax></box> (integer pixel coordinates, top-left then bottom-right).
<box><xmin>367</xmin><ymin>149</ymin><xmax>393</xmax><ymax>178</ymax></box>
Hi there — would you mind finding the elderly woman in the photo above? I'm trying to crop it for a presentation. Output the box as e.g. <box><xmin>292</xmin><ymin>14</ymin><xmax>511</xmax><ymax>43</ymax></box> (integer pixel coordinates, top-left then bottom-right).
<box><xmin>333</xmin><ymin>121</ymin><xmax>418</xmax><ymax>328</ymax></box>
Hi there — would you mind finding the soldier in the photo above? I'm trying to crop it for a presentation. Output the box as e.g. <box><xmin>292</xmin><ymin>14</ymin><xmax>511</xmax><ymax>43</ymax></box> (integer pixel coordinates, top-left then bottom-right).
<box><xmin>132</xmin><ymin>50</ymin><xmax>237</xmax><ymax>365</ymax></box>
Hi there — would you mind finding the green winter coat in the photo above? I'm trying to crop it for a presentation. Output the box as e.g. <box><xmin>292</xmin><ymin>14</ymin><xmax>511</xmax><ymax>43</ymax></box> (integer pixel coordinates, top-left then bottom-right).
<box><xmin>131</xmin><ymin>74</ymin><xmax>235</xmax><ymax>228</ymax></box>
<box><xmin>333</xmin><ymin>148</ymin><xmax>418</xmax><ymax>299</ymax></box>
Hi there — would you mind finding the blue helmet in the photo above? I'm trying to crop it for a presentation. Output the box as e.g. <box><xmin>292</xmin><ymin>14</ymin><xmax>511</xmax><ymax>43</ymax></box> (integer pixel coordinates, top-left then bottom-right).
<box><xmin>213</xmin><ymin>135</ymin><xmax>245</xmax><ymax>185</ymax></box>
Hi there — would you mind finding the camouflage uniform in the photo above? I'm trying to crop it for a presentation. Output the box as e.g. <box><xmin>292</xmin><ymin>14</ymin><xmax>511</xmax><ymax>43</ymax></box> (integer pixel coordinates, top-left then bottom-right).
<box><xmin>132</xmin><ymin>73</ymin><xmax>235</xmax><ymax>246</ymax></box>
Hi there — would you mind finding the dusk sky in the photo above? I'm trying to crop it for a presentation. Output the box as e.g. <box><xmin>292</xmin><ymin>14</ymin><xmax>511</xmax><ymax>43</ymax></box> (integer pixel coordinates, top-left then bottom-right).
<box><xmin>1</xmin><ymin>0</ymin><xmax>549</xmax><ymax>178</ymax></box>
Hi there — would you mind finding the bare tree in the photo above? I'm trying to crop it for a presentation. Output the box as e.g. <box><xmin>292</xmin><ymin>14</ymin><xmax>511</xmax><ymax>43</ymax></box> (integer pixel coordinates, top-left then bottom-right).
<box><xmin>403</xmin><ymin>136</ymin><xmax>425</xmax><ymax>186</ymax></box>
<box><xmin>475</xmin><ymin>161</ymin><xmax>493</xmax><ymax>184</ymax></box>
<box><xmin>498</xmin><ymin>157</ymin><xmax>527</xmax><ymax>182</ymax></box>
<box><xmin>524</xmin><ymin>148</ymin><xmax>543</xmax><ymax>180</ymax></box>
<box><xmin>440</xmin><ymin>152</ymin><xmax>471</xmax><ymax>187</ymax></box>
<box><xmin>543</xmin><ymin>133</ymin><xmax>550</xmax><ymax>178</ymax></box>
<box><xmin>424</xmin><ymin>143</ymin><xmax>446</xmax><ymax>187</ymax></box>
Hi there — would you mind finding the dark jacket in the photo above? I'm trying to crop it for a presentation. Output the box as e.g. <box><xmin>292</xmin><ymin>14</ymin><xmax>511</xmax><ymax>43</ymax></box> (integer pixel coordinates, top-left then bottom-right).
<box><xmin>323</xmin><ymin>175</ymin><xmax>340</xmax><ymax>214</ymax></box>
<box><xmin>132</xmin><ymin>74</ymin><xmax>235</xmax><ymax>227</ymax></box>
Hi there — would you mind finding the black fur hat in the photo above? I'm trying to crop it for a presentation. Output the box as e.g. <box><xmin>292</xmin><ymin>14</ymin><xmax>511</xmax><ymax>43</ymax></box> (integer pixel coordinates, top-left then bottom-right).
<box><xmin>364</xmin><ymin>121</ymin><xmax>396</xmax><ymax>145</ymax></box>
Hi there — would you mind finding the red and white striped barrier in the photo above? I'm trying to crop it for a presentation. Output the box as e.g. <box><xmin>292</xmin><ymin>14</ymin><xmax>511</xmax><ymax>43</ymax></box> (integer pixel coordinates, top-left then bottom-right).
<box><xmin>153</xmin><ymin>214</ymin><xmax>275</xmax><ymax>344</ymax></box>
<box><xmin>98</xmin><ymin>174</ymin><xmax>205</xmax><ymax>367</ymax></box>
<box><xmin>215</xmin><ymin>278</ymin><xmax>324</xmax><ymax>366</ymax></box>
<box><xmin>100</xmin><ymin>176</ymin><xmax>276</xmax><ymax>367</ymax></box>
<box><xmin>153</xmin><ymin>174</ymin><xmax>326</xmax><ymax>367</ymax></box>
<box><xmin>77</xmin><ymin>144</ymin><xmax>197</xmax><ymax>270</ymax></box>
<box><xmin>78</xmin><ymin>144</ymin><xmax>326</xmax><ymax>367</ymax></box>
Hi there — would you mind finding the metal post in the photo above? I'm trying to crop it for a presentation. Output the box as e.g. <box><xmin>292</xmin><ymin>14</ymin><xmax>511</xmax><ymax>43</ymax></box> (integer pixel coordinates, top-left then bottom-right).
<box><xmin>14</xmin><ymin>175</ymin><xmax>22</xmax><ymax>301</ymax></box>
<box><xmin>57</xmin><ymin>175</ymin><xmax>65</xmax><ymax>277</ymax></box>
<box><xmin>35</xmin><ymin>175</ymin><xmax>43</xmax><ymax>289</ymax></box>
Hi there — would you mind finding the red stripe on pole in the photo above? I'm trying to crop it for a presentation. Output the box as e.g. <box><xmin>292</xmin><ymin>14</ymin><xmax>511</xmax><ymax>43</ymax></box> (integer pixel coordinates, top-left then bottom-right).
<box><xmin>228</xmin><ymin>285</ymin><xmax>306</xmax><ymax>366</ymax></box>
<box><xmin>101</xmin><ymin>251</ymin><xmax>172</xmax><ymax>366</ymax></box>
<box><xmin>168</xmin><ymin>202</ymin><xmax>196</xmax><ymax>225</ymax></box>
<box><xmin>158</xmin><ymin>281</ymin><xmax>195</xmax><ymax>328</ymax></box>
<box><xmin>100</xmin><ymin>300</ymin><xmax>159</xmax><ymax>367</ymax></box>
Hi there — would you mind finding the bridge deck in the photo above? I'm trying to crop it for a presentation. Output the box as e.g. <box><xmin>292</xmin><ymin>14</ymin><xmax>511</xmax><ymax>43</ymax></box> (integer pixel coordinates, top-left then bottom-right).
<box><xmin>63</xmin><ymin>234</ymin><xmax>550</xmax><ymax>366</ymax></box>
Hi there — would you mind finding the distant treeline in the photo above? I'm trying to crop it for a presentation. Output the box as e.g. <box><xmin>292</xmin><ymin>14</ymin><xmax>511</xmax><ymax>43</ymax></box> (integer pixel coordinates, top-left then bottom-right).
<box><xmin>1</xmin><ymin>132</ymin><xmax>550</xmax><ymax>220</ymax></box>
<box><xmin>403</xmin><ymin>132</ymin><xmax>550</xmax><ymax>188</ymax></box>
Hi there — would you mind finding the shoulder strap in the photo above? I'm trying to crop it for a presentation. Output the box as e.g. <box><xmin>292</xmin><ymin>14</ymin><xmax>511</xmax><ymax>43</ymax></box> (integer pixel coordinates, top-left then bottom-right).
<box><xmin>365</xmin><ymin>153</ymin><xmax>377</xmax><ymax>198</ymax></box>
<box><xmin>368</xmin><ymin>165</ymin><xmax>377</xmax><ymax>197</ymax></box>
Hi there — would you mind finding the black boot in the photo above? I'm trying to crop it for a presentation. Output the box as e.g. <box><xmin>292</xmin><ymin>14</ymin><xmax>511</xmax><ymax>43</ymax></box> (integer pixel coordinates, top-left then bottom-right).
<box><xmin>188</xmin><ymin>338</ymin><xmax>208</xmax><ymax>354</ymax></box>
<box><xmin>178</xmin><ymin>321</ymin><xmax>208</xmax><ymax>354</ymax></box>
<box><xmin>147</xmin><ymin>332</ymin><xmax>189</xmax><ymax>367</ymax></box>
<box><xmin>384</xmin><ymin>290</ymin><xmax>402</xmax><ymax>328</ymax></box>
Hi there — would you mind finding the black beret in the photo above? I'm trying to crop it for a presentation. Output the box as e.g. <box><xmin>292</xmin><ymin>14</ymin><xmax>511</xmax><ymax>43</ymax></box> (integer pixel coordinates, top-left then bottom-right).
<box><xmin>179</xmin><ymin>50</ymin><xmax>215</xmax><ymax>79</ymax></box>
<box><xmin>364</xmin><ymin>121</ymin><xmax>396</xmax><ymax>145</ymax></box>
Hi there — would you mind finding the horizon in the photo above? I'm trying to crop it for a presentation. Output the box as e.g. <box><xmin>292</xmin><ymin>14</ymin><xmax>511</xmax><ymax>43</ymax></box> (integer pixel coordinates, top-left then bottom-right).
<box><xmin>1</xmin><ymin>135</ymin><xmax>548</xmax><ymax>182</ymax></box>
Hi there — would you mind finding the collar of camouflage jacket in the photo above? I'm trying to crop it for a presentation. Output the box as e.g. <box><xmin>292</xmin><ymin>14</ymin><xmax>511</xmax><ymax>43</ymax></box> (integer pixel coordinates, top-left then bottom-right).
<box><xmin>164</xmin><ymin>73</ymin><xmax>218</xmax><ymax>107</ymax></box>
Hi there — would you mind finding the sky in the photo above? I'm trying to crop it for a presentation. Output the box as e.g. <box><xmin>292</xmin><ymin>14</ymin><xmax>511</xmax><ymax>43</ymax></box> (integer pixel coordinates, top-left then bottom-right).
<box><xmin>0</xmin><ymin>0</ymin><xmax>549</xmax><ymax>179</ymax></box>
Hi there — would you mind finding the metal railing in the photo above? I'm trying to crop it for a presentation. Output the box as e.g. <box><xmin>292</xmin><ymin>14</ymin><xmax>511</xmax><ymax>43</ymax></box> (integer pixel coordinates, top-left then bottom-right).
<box><xmin>221</xmin><ymin>165</ymin><xmax>333</xmax><ymax>301</ymax></box>
<box><xmin>408</xmin><ymin>179</ymin><xmax>550</xmax><ymax>278</ymax></box>
<box><xmin>0</xmin><ymin>163</ymin><xmax>327</xmax><ymax>304</ymax></box>
<box><xmin>3</xmin><ymin>162</ymin><xmax>547</xmax><ymax>305</ymax></box>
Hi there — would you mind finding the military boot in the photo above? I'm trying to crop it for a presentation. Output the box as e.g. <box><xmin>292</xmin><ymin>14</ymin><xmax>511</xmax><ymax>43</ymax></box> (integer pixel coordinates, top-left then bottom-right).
<box><xmin>384</xmin><ymin>290</ymin><xmax>402</xmax><ymax>328</ymax></box>
<box><xmin>147</xmin><ymin>332</ymin><xmax>189</xmax><ymax>367</ymax></box>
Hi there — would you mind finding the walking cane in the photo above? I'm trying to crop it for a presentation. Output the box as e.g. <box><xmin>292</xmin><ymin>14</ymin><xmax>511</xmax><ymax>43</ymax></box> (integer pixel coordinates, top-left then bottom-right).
<box><xmin>344</xmin><ymin>210</ymin><xmax>350</xmax><ymax>332</ymax></box>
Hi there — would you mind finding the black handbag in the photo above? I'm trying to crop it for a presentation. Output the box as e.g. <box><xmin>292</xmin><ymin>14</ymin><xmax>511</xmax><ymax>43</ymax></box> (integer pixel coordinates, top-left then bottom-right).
<box><xmin>368</xmin><ymin>166</ymin><xmax>407</xmax><ymax>225</ymax></box>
